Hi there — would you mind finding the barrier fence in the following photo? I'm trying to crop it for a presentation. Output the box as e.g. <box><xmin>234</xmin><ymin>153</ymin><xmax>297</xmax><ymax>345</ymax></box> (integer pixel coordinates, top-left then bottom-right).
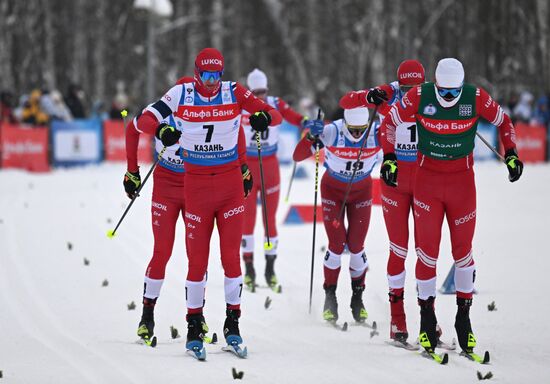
<box><xmin>0</xmin><ymin>118</ymin><xmax>548</xmax><ymax>172</ymax></box>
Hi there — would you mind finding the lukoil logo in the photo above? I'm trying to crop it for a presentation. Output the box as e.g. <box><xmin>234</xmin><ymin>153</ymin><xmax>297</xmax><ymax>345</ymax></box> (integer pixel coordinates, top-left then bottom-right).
<box><xmin>224</xmin><ymin>205</ymin><xmax>245</xmax><ymax>219</ymax></box>
<box><xmin>400</xmin><ymin>72</ymin><xmax>423</xmax><ymax>79</ymax></box>
<box><xmin>414</xmin><ymin>198</ymin><xmax>430</xmax><ymax>212</ymax></box>
<box><xmin>201</xmin><ymin>59</ymin><xmax>222</xmax><ymax>66</ymax></box>
<box><xmin>185</xmin><ymin>212</ymin><xmax>202</xmax><ymax>222</ymax></box>
<box><xmin>152</xmin><ymin>201</ymin><xmax>167</xmax><ymax>211</ymax></box>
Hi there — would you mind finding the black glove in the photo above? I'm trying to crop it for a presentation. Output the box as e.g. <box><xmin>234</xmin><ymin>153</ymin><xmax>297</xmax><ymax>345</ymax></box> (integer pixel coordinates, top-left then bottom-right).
<box><xmin>249</xmin><ymin>111</ymin><xmax>271</xmax><ymax>133</ymax></box>
<box><xmin>123</xmin><ymin>170</ymin><xmax>141</xmax><ymax>199</ymax></box>
<box><xmin>156</xmin><ymin>123</ymin><xmax>181</xmax><ymax>147</ymax></box>
<box><xmin>380</xmin><ymin>153</ymin><xmax>398</xmax><ymax>187</ymax></box>
<box><xmin>242</xmin><ymin>164</ymin><xmax>253</xmax><ymax>197</ymax></box>
<box><xmin>504</xmin><ymin>148</ymin><xmax>523</xmax><ymax>183</ymax></box>
<box><xmin>366</xmin><ymin>88</ymin><xmax>388</xmax><ymax>105</ymax></box>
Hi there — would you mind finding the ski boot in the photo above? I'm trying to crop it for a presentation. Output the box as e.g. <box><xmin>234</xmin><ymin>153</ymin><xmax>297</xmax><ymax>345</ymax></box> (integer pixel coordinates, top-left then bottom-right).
<box><xmin>243</xmin><ymin>256</ymin><xmax>256</xmax><ymax>292</ymax></box>
<box><xmin>323</xmin><ymin>285</ymin><xmax>338</xmax><ymax>322</ymax></box>
<box><xmin>137</xmin><ymin>297</ymin><xmax>156</xmax><ymax>345</ymax></box>
<box><xmin>186</xmin><ymin>313</ymin><xmax>208</xmax><ymax>359</ymax></box>
<box><xmin>223</xmin><ymin>309</ymin><xmax>247</xmax><ymax>357</ymax></box>
<box><xmin>265</xmin><ymin>255</ymin><xmax>280</xmax><ymax>292</ymax></box>
<box><xmin>223</xmin><ymin>309</ymin><xmax>242</xmax><ymax>342</ymax></box>
<box><xmin>455</xmin><ymin>297</ymin><xmax>476</xmax><ymax>352</ymax></box>
<box><xmin>418</xmin><ymin>296</ymin><xmax>438</xmax><ymax>353</ymax></box>
<box><xmin>350</xmin><ymin>280</ymin><xmax>368</xmax><ymax>323</ymax></box>
<box><xmin>389</xmin><ymin>289</ymin><xmax>408</xmax><ymax>342</ymax></box>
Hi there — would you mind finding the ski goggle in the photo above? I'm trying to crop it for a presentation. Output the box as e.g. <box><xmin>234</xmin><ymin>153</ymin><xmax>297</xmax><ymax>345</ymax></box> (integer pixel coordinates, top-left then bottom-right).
<box><xmin>200</xmin><ymin>71</ymin><xmax>223</xmax><ymax>83</ymax></box>
<box><xmin>252</xmin><ymin>89</ymin><xmax>268</xmax><ymax>96</ymax></box>
<box><xmin>437</xmin><ymin>86</ymin><xmax>462</xmax><ymax>99</ymax></box>
<box><xmin>346</xmin><ymin>123</ymin><xmax>368</xmax><ymax>135</ymax></box>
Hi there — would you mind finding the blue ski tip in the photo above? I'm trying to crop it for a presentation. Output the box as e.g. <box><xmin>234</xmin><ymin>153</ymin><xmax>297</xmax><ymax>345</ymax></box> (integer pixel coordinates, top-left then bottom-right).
<box><xmin>226</xmin><ymin>334</ymin><xmax>243</xmax><ymax>346</ymax></box>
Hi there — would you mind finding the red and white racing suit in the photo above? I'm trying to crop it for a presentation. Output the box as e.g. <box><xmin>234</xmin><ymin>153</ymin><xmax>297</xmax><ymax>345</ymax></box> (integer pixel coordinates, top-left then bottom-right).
<box><xmin>241</xmin><ymin>96</ymin><xmax>305</xmax><ymax>262</ymax></box>
<box><xmin>135</xmin><ymin>77</ymin><xmax>282</xmax><ymax>315</ymax></box>
<box><xmin>293</xmin><ymin>119</ymin><xmax>380</xmax><ymax>288</ymax></box>
<box><xmin>379</xmin><ymin>84</ymin><xmax>517</xmax><ymax>302</ymax></box>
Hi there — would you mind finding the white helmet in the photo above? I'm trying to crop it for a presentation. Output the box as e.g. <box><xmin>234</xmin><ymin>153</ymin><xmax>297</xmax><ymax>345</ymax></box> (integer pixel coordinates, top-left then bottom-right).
<box><xmin>435</xmin><ymin>58</ymin><xmax>464</xmax><ymax>88</ymax></box>
<box><xmin>246</xmin><ymin>68</ymin><xmax>268</xmax><ymax>91</ymax></box>
<box><xmin>344</xmin><ymin>107</ymin><xmax>369</xmax><ymax>126</ymax></box>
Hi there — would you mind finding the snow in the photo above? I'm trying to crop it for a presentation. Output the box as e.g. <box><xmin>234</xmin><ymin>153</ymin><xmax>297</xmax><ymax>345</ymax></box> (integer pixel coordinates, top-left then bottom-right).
<box><xmin>1</xmin><ymin>160</ymin><xmax>549</xmax><ymax>383</ymax></box>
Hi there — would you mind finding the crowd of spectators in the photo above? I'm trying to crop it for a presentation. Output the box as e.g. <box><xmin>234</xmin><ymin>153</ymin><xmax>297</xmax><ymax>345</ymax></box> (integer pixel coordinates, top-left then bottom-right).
<box><xmin>0</xmin><ymin>82</ymin><xmax>130</xmax><ymax>127</ymax></box>
<box><xmin>1</xmin><ymin>85</ymin><xmax>549</xmax><ymax>130</ymax></box>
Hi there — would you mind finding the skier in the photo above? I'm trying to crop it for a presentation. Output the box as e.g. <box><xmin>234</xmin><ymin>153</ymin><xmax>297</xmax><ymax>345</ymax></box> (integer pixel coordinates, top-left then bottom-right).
<box><xmin>124</xmin><ymin>107</ymin><xmax>188</xmax><ymax>346</ymax></box>
<box><xmin>133</xmin><ymin>48</ymin><xmax>282</xmax><ymax>356</ymax></box>
<box><xmin>340</xmin><ymin>60</ymin><xmax>426</xmax><ymax>343</ymax></box>
<box><xmin>378</xmin><ymin>58</ymin><xmax>523</xmax><ymax>357</ymax></box>
<box><xmin>293</xmin><ymin>107</ymin><xmax>380</xmax><ymax>324</ymax></box>
<box><xmin>241</xmin><ymin>68</ymin><xmax>309</xmax><ymax>292</ymax></box>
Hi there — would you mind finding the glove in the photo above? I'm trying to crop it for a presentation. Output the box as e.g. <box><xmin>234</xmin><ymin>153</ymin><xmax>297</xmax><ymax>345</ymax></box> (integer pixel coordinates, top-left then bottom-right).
<box><xmin>123</xmin><ymin>170</ymin><xmax>141</xmax><ymax>199</ymax></box>
<box><xmin>380</xmin><ymin>153</ymin><xmax>398</xmax><ymax>187</ymax></box>
<box><xmin>366</xmin><ymin>88</ymin><xmax>387</xmax><ymax>105</ymax></box>
<box><xmin>249</xmin><ymin>111</ymin><xmax>271</xmax><ymax>133</ymax></box>
<box><xmin>504</xmin><ymin>148</ymin><xmax>523</xmax><ymax>182</ymax></box>
<box><xmin>304</xmin><ymin>119</ymin><xmax>324</xmax><ymax>137</ymax></box>
<box><xmin>242</xmin><ymin>164</ymin><xmax>253</xmax><ymax>197</ymax></box>
<box><xmin>156</xmin><ymin>123</ymin><xmax>181</xmax><ymax>147</ymax></box>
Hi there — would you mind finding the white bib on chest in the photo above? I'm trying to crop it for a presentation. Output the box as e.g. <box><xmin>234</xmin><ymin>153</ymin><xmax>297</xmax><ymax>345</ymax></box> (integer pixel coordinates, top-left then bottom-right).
<box><xmin>173</xmin><ymin>82</ymin><xmax>242</xmax><ymax>166</ymax></box>
<box><xmin>321</xmin><ymin>119</ymin><xmax>381</xmax><ymax>183</ymax></box>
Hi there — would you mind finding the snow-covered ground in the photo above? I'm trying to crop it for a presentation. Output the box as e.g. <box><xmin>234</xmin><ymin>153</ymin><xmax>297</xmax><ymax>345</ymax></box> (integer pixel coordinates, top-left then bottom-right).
<box><xmin>1</xmin><ymin>160</ymin><xmax>549</xmax><ymax>383</ymax></box>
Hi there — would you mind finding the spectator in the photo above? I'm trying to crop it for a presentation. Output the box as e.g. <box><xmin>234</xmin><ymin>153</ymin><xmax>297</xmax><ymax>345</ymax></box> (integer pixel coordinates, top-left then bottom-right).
<box><xmin>109</xmin><ymin>92</ymin><xmax>129</xmax><ymax>120</ymax></box>
<box><xmin>40</xmin><ymin>89</ymin><xmax>72</xmax><ymax>121</ymax></box>
<box><xmin>533</xmin><ymin>95</ymin><xmax>550</xmax><ymax>127</ymax></box>
<box><xmin>64</xmin><ymin>83</ymin><xmax>87</xmax><ymax>118</ymax></box>
<box><xmin>0</xmin><ymin>90</ymin><xmax>18</xmax><ymax>124</ymax></box>
<box><xmin>21</xmin><ymin>89</ymin><xmax>49</xmax><ymax>126</ymax></box>
<box><xmin>513</xmin><ymin>91</ymin><xmax>534</xmax><ymax>124</ymax></box>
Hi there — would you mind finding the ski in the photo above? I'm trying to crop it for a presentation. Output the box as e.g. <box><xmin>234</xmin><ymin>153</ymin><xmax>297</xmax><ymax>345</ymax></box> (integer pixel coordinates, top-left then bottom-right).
<box><xmin>222</xmin><ymin>335</ymin><xmax>248</xmax><ymax>358</ymax></box>
<box><xmin>351</xmin><ymin>320</ymin><xmax>378</xmax><ymax>337</ymax></box>
<box><xmin>245</xmin><ymin>283</ymin><xmax>282</xmax><ymax>294</ymax></box>
<box><xmin>326</xmin><ymin>321</ymin><xmax>348</xmax><ymax>331</ymax></box>
<box><xmin>460</xmin><ymin>350</ymin><xmax>490</xmax><ymax>364</ymax></box>
<box><xmin>421</xmin><ymin>350</ymin><xmax>449</xmax><ymax>365</ymax></box>
<box><xmin>186</xmin><ymin>340</ymin><xmax>207</xmax><ymax>361</ymax></box>
<box><xmin>385</xmin><ymin>339</ymin><xmax>420</xmax><ymax>351</ymax></box>
<box><xmin>437</xmin><ymin>338</ymin><xmax>457</xmax><ymax>351</ymax></box>
<box><xmin>414</xmin><ymin>337</ymin><xmax>457</xmax><ymax>351</ymax></box>
<box><xmin>137</xmin><ymin>336</ymin><xmax>157</xmax><ymax>348</ymax></box>
<box><xmin>204</xmin><ymin>332</ymin><xmax>218</xmax><ymax>344</ymax></box>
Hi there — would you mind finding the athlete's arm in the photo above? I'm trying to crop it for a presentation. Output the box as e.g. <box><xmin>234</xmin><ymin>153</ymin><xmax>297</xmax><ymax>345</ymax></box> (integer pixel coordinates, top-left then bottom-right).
<box><xmin>125</xmin><ymin>118</ymin><xmax>141</xmax><ymax>173</ymax></box>
<box><xmin>476</xmin><ymin>87</ymin><xmax>517</xmax><ymax>152</ymax></box>
<box><xmin>277</xmin><ymin>98</ymin><xmax>305</xmax><ymax>126</ymax></box>
<box><xmin>379</xmin><ymin>86</ymin><xmax>420</xmax><ymax>155</ymax></box>
<box><xmin>339</xmin><ymin>84</ymin><xmax>394</xmax><ymax>110</ymax></box>
<box><xmin>135</xmin><ymin>84</ymin><xmax>183</xmax><ymax>135</ymax></box>
<box><xmin>233</xmin><ymin>82</ymin><xmax>282</xmax><ymax>125</ymax></box>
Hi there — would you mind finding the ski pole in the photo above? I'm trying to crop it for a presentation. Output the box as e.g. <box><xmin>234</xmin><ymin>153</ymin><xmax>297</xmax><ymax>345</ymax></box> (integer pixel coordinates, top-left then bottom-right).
<box><xmin>284</xmin><ymin>161</ymin><xmax>297</xmax><ymax>203</ymax></box>
<box><xmin>255</xmin><ymin>131</ymin><xmax>273</xmax><ymax>251</ymax></box>
<box><xmin>107</xmin><ymin>146</ymin><xmax>167</xmax><ymax>238</ymax></box>
<box><xmin>285</xmin><ymin>124</ymin><xmax>308</xmax><ymax>202</ymax></box>
<box><xmin>309</xmin><ymin>108</ymin><xmax>323</xmax><ymax>314</ymax></box>
<box><xmin>331</xmin><ymin>105</ymin><xmax>379</xmax><ymax>229</ymax></box>
<box><xmin>476</xmin><ymin>131</ymin><xmax>505</xmax><ymax>162</ymax></box>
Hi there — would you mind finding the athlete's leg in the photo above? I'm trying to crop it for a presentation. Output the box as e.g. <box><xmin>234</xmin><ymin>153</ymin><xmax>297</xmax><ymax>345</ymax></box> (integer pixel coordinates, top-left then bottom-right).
<box><xmin>216</xmin><ymin>168</ymin><xmax>245</xmax><ymax>311</ymax></box>
<box><xmin>184</xmin><ymin>174</ymin><xmax>216</xmax><ymax>315</ymax></box>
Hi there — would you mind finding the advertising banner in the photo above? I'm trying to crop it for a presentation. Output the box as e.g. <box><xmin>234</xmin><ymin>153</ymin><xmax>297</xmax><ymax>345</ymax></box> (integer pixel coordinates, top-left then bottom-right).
<box><xmin>0</xmin><ymin>123</ymin><xmax>50</xmax><ymax>172</ymax></box>
<box><xmin>104</xmin><ymin>120</ymin><xmax>153</xmax><ymax>163</ymax></box>
<box><xmin>514</xmin><ymin>122</ymin><xmax>546</xmax><ymax>162</ymax></box>
<box><xmin>51</xmin><ymin>119</ymin><xmax>102</xmax><ymax>166</ymax></box>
